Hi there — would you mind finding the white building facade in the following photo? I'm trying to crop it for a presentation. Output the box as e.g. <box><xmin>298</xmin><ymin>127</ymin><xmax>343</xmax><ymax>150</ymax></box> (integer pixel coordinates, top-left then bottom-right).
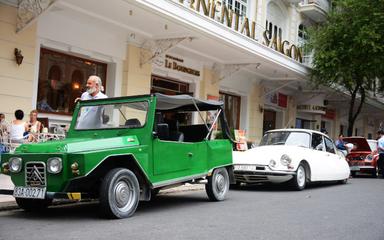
<box><xmin>0</xmin><ymin>0</ymin><xmax>383</xmax><ymax>142</ymax></box>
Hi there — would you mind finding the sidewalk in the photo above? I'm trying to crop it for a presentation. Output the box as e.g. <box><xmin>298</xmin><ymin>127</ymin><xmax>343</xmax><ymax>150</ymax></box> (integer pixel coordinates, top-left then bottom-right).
<box><xmin>0</xmin><ymin>174</ymin><xmax>204</xmax><ymax>211</ymax></box>
<box><xmin>0</xmin><ymin>174</ymin><xmax>17</xmax><ymax>210</ymax></box>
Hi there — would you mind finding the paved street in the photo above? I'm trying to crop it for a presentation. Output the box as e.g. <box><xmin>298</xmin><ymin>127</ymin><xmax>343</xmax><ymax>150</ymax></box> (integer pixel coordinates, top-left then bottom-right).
<box><xmin>0</xmin><ymin>178</ymin><xmax>383</xmax><ymax>240</ymax></box>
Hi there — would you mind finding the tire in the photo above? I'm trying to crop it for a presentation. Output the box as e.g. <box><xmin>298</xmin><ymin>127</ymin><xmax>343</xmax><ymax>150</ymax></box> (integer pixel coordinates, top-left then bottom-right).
<box><xmin>290</xmin><ymin>164</ymin><xmax>306</xmax><ymax>191</ymax></box>
<box><xmin>15</xmin><ymin>198</ymin><xmax>52</xmax><ymax>211</ymax></box>
<box><xmin>338</xmin><ymin>178</ymin><xmax>348</xmax><ymax>184</ymax></box>
<box><xmin>99</xmin><ymin>168</ymin><xmax>140</xmax><ymax>219</ymax></box>
<box><xmin>205</xmin><ymin>168</ymin><xmax>229</xmax><ymax>201</ymax></box>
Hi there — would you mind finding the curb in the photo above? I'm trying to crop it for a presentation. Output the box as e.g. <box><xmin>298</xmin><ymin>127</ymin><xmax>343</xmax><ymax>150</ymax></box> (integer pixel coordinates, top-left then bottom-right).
<box><xmin>0</xmin><ymin>184</ymin><xmax>205</xmax><ymax>212</ymax></box>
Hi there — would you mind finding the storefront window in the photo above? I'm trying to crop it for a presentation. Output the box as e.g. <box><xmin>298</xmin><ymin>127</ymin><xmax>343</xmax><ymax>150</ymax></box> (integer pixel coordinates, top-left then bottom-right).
<box><xmin>151</xmin><ymin>75</ymin><xmax>190</xmax><ymax>95</ymax></box>
<box><xmin>219</xmin><ymin>92</ymin><xmax>241</xmax><ymax>130</ymax></box>
<box><xmin>37</xmin><ymin>49</ymin><xmax>107</xmax><ymax>115</ymax></box>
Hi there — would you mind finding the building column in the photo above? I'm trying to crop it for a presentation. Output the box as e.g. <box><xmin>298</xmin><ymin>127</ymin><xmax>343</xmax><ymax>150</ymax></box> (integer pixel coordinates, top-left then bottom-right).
<box><xmin>122</xmin><ymin>44</ymin><xmax>152</xmax><ymax>96</ymax></box>
<box><xmin>248</xmin><ymin>84</ymin><xmax>264</xmax><ymax>143</ymax></box>
<box><xmin>285</xmin><ymin>95</ymin><xmax>297</xmax><ymax>128</ymax></box>
<box><xmin>199</xmin><ymin>67</ymin><xmax>219</xmax><ymax>100</ymax></box>
<box><xmin>0</xmin><ymin>3</ymin><xmax>37</xmax><ymax>120</ymax></box>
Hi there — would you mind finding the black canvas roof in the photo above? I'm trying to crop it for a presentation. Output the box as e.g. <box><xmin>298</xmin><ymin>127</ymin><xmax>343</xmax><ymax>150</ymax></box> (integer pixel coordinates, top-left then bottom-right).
<box><xmin>155</xmin><ymin>93</ymin><xmax>223</xmax><ymax>111</ymax></box>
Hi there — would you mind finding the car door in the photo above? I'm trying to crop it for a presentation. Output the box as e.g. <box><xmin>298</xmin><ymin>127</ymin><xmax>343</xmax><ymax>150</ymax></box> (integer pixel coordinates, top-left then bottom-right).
<box><xmin>309</xmin><ymin>133</ymin><xmax>330</xmax><ymax>181</ymax></box>
<box><xmin>324</xmin><ymin>136</ymin><xmax>348</xmax><ymax>180</ymax></box>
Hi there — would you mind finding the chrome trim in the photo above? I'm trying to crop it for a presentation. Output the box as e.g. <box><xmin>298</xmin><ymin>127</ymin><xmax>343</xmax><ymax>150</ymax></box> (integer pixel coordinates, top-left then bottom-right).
<box><xmin>152</xmin><ymin>173</ymin><xmax>208</xmax><ymax>188</ymax></box>
<box><xmin>25</xmin><ymin>161</ymin><xmax>46</xmax><ymax>187</ymax></box>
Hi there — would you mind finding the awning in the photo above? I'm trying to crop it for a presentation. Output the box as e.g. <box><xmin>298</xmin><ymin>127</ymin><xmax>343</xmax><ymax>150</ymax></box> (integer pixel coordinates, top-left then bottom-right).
<box><xmin>155</xmin><ymin>93</ymin><xmax>223</xmax><ymax>111</ymax></box>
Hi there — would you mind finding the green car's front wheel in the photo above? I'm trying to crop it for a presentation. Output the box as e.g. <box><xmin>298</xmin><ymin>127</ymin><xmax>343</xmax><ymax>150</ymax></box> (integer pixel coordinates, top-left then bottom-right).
<box><xmin>99</xmin><ymin>168</ymin><xmax>140</xmax><ymax>219</ymax></box>
<box><xmin>205</xmin><ymin>167</ymin><xmax>229</xmax><ymax>201</ymax></box>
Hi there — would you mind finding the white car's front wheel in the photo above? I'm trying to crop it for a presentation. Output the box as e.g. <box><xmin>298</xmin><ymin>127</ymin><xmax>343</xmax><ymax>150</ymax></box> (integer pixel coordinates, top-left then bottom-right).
<box><xmin>291</xmin><ymin>164</ymin><xmax>306</xmax><ymax>191</ymax></box>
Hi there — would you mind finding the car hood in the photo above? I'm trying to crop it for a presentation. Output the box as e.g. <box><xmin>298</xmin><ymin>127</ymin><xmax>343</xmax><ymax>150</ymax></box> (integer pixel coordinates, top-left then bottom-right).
<box><xmin>14</xmin><ymin>136</ymin><xmax>140</xmax><ymax>154</ymax></box>
<box><xmin>233</xmin><ymin>145</ymin><xmax>306</xmax><ymax>165</ymax></box>
<box><xmin>343</xmin><ymin>137</ymin><xmax>371</xmax><ymax>152</ymax></box>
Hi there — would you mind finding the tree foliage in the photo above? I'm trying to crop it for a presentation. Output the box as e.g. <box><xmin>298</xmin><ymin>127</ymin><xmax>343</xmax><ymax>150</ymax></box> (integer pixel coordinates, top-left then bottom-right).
<box><xmin>308</xmin><ymin>0</ymin><xmax>384</xmax><ymax>136</ymax></box>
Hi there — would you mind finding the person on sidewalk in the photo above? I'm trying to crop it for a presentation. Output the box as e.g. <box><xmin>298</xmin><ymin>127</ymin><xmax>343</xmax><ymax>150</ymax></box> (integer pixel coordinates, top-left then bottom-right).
<box><xmin>76</xmin><ymin>75</ymin><xmax>108</xmax><ymax>129</ymax></box>
<box><xmin>9</xmin><ymin>110</ymin><xmax>27</xmax><ymax>144</ymax></box>
<box><xmin>25</xmin><ymin>110</ymin><xmax>42</xmax><ymax>142</ymax></box>
<box><xmin>377</xmin><ymin>130</ymin><xmax>384</xmax><ymax>177</ymax></box>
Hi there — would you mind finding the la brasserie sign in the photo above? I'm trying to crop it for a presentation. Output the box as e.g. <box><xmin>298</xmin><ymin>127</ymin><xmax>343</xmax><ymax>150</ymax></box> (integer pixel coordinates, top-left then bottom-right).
<box><xmin>174</xmin><ymin>0</ymin><xmax>303</xmax><ymax>63</ymax></box>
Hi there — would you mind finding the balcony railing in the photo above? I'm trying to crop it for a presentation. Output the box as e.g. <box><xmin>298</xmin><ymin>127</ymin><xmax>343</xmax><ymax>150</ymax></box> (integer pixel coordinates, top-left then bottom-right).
<box><xmin>300</xmin><ymin>0</ymin><xmax>330</xmax><ymax>13</ymax></box>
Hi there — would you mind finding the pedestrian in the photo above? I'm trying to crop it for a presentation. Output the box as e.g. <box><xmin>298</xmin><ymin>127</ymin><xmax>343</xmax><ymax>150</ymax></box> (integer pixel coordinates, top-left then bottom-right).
<box><xmin>76</xmin><ymin>75</ymin><xmax>108</xmax><ymax>129</ymax></box>
<box><xmin>25</xmin><ymin>110</ymin><xmax>42</xmax><ymax>142</ymax></box>
<box><xmin>9</xmin><ymin>109</ymin><xmax>27</xmax><ymax>143</ymax></box>
<box><xmin>0</xmin><ymin>113</ymin><xmax>10</xmax><ymax>134</ymax></box>
<box><xmin>335</xmin><ymin>134</ymin><xmax>348</xmax><ymax>156</ymax></box>
<box><xmin>377</xmin><ymin>130</ymin><xmax>384</xmax><ymax>177</ymax></box>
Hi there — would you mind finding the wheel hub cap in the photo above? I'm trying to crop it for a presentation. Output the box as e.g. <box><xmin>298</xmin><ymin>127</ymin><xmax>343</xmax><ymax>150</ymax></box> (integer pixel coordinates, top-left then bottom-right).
<box><xmin>216</xmin><ymin>174</ymin><xmax>225</xmax><ymax>193</ymax></box>
<box><xmin>297</xmin><ymin>166</ymin><xmax>305</xmax><ymax>187</ymax></box>
<box><xmin>115</xmin><ymin>181</ymin><xmax>130</xmax><ymax>208</ymax></box>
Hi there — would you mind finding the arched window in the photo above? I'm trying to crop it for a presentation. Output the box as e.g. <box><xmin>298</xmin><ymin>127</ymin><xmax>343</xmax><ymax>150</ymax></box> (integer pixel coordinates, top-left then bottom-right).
<box><xmin>298</xmin><ymin>23</ymin><xmax>311</xmax><ymax>63</ymax></box>
<box><xmin>222</xmin><ymin>0</ymin><xmax>248</xmax><ymax>19</ymax></box>
<box><xmin>266</xmin><ymin>1</ymin><xmax>287</xmax><ymax>40</ymax></box>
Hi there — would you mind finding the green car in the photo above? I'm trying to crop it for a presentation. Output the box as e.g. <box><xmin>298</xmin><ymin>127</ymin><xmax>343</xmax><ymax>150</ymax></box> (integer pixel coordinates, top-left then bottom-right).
<box><xmin>0</xmin><ymin>93</ymin><xmax>234</xmax><ymax>218</ymax></box>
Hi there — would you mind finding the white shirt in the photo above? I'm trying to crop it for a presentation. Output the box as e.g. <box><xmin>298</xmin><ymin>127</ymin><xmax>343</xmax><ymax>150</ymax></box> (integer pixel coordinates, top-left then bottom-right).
<box><xmin>378</xmin><ymin>136</ymin><xmax>384</xmax><ymax>154</ymax></box>
<box><xmin>76</xmin><ymin>91</ymin><xmax>108</xmax><ymax>129</ymax></box>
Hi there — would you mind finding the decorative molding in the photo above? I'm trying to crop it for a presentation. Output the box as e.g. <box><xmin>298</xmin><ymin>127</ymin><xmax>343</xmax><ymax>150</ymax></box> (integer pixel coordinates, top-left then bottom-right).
<box><xmin>17</xmin><ymin>0</ymin><xmax>55</xmax><ymax>33</ymax></box>
<box><xmin>140</xmin><ymin>37</ymin><xmax>193</xmax><ymax>67</ymax></box>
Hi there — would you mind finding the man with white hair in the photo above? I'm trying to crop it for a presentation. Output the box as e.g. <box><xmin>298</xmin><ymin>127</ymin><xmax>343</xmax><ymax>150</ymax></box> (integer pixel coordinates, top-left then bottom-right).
<box><xmin>76</xmin><ymin>75</ymin><xmax>108</xmax><ymax>129</ymax></box>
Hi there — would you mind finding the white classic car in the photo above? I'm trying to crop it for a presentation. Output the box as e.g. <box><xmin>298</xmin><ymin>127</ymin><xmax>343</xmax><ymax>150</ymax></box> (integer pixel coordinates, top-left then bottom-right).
<box><xmin>233</xmin><ymin>129</ymin><xmax>350</xmax><ymax>190</ymax></box>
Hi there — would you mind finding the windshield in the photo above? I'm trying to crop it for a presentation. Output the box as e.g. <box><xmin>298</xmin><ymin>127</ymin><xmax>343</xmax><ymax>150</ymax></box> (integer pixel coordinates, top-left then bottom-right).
<box><xmin>368</xmin><ymin>140</ymin><xmax>377</xmax><ymax>152</ymax></box>
<box><xmin>260</xmin><ymin>131</ymin><xmax>310</xmax><ymax>148</ymax></box>
<box><xmin>75</xmin><ymin>101</ymin><xmax>148</xmax><ymax>130</ymax></box>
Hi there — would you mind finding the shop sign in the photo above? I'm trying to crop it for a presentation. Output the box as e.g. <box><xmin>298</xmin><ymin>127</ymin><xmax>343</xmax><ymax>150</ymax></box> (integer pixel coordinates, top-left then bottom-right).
<box><xmin>174</xmin><ymin>0</ymin><xmax>303</xmax><ymax>63</ymax></box>
<box><xmin>262</xmin><ymin>31</ymin><xmax>303</xmax><ymax>63</ymax></box>
<box><xmin>297</xmin><ymin>105</ymin><xmax>327</xmax><ymax>115</ymax></box>
<box><xmin>264</xmin><ymin>89</ymin><xmax>287</xmax><ymax>108</ymax></box>
<box><xmin>323</xmin><ymin>109</ymin><xmax>336</xmax><ymax>120</ymax></box>
<box><xmin>165</xmin><ymin>55</ymin><xmax>200</xmax><ymax>77</ymax></box>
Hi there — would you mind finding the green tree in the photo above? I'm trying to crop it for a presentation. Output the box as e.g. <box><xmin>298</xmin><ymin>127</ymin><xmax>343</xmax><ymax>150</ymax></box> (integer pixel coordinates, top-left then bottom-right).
<box><xmin>308</xmin><ymin>0</ymin><xmax>384</xmax><ymax>136</ymax></box>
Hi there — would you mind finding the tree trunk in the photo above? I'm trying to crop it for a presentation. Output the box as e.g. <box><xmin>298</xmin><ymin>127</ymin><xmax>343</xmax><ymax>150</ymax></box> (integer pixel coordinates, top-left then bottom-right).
<box><xmin>347</xmin><ymin>85</ymin><xmax>366</xmax><ymax>136</ymax></box>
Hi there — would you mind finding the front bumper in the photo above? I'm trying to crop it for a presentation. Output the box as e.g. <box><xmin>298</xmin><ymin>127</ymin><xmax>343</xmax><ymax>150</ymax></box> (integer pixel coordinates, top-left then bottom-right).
<box><xmin>0</xmin><ymin>189</ymin><xmax>90</xmax><ymax>200</ymax></box>
<box><xmin>234</xmin><ymin>166</ymin><xmax>295</xmax><ymax>184</ymax></box>
<box><xmin>350</xmin><ymin>166</ymin><xmax>375</xmax><ymax>171</ymax></box>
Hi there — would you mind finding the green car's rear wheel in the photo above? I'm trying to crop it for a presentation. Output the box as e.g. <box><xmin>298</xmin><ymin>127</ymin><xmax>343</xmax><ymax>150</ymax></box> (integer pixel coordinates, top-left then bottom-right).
<box><xmin>99</xmin><ymin>168</ymin><xmax>140</xmax><ymax>219</ymax></box>
<box><xmin>206</xmin><ymin>167</ymin><xmax>229</xmax><ymax>201</ymax></box>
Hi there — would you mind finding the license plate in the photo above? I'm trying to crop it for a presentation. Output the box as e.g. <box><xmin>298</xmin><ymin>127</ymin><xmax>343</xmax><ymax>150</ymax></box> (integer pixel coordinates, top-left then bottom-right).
<box><xmin>350</xmin><ymin>166</ymin><xmax>360</xmax><ymax>171</ymax></box>
<box><xmin>234</xmin><ymin>165</ymin><xmax>256</xmax><ymax>171</ymax></box>
<box><xmin>13</xmin><ymin>186</ymin><xmax>46</xmax><ymax>199</ymax></box>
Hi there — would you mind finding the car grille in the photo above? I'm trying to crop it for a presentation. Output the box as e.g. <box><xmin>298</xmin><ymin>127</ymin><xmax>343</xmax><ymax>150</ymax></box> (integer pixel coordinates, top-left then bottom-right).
<box><xmin>349</xmin><ymin>156</ymin><xmax>365</xmax><ymax>161</ymax></box>
<box><xmin>235</xmin><ymin>174</ymin><xmax>268</xmax><ymax>183</ymax></box>
<box><xmin>25</xmin><ymin>162</ymin><xmax>46</xmax><ymax>187</ymax></box>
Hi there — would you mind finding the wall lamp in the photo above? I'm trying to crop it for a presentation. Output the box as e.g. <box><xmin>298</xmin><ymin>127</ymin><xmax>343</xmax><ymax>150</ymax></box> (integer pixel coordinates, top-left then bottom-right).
<box><xmin>14</xmin><ymin>48</ymin><xmax>24</xmax><ymax>66</ymax></box>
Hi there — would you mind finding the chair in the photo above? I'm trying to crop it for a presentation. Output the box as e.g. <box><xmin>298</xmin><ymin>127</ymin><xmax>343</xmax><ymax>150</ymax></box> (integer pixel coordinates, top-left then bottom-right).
<box><xmin>125</xmin><ymin>118</ymin><xmax>141</xmax><ymax>128</ymax></box>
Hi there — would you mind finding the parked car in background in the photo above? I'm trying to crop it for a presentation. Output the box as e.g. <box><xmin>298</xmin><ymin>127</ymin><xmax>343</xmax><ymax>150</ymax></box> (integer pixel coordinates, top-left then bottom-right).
<box><xmin>233</xmin><ymin>129</ymin><xmax>350</xmax><ymax>190</ymax></box>
<box><xmin>343</xmin><ymin>137</ymin><xmax>378</xmax><ymax>177</ymax></box>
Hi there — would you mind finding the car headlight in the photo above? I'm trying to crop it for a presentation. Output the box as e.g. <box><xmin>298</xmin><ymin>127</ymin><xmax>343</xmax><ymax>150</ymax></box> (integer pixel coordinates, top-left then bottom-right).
<box><xmin>280</xmin><ymin>154</ymin><xmax>292</xmax><ymax>166</ymax></box>
<box><xmin>366</xmin><ymin>154</ymin><xmax>373</xmax><ymax>161</ymax></box>
<box><xmin>47</xmin><ymin>157</ymin><xmax>62</xmax><ymax>174</ymax></box>
<box><xmin>269</xmin><ymin>159</ymin><xmax>276</xmax><ymax>168</ymax></box>
<box><xmin>9</xmin><ymin>157</ymin><xmax>22</xmax><ymax>173</ymax></box>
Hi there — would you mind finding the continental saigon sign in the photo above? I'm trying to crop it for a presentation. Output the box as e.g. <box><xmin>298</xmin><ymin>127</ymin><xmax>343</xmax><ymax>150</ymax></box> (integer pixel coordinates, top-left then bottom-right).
<box><xmin>174</xmin><ymin>0</ymin><xmax>303</xmax><ymax>63</ymax></box>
